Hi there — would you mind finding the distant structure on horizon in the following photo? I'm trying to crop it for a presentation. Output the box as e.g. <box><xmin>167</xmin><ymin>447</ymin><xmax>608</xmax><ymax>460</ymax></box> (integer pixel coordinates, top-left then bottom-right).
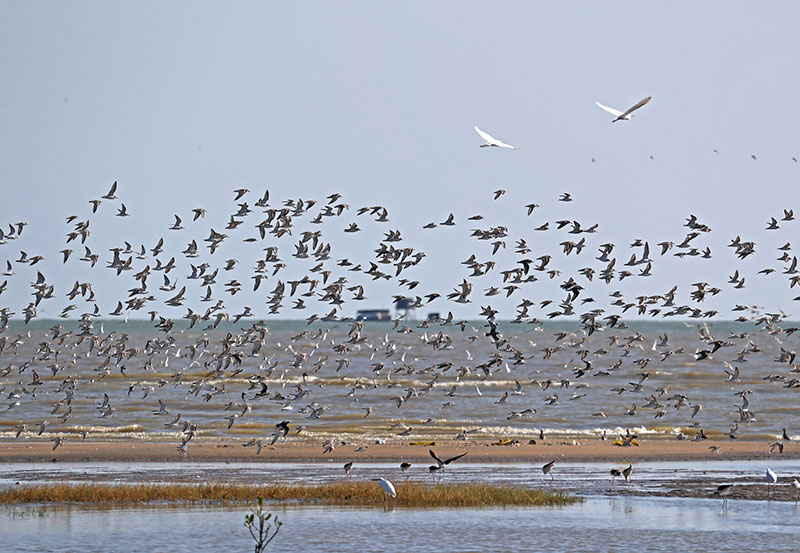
<box><xmin>394</xmin><ymin>297</ymin><xmax>417</xmax><ymax>320</ymax></box>
<box><xmin>356</xmin><ymin>309</ymin><xmax>391</xmax><ymax>321</ymax></box>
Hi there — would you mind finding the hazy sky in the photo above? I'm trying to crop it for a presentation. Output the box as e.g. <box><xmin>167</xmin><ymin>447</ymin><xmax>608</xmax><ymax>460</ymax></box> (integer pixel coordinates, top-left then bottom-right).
<box><xmin>0</xmin><ymin>2</ymin><xmax>798</xmax><ymax>321</ymax></box>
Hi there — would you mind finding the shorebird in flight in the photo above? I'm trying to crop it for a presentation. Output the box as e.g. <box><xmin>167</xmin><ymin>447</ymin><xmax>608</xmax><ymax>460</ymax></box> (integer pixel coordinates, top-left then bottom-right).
<box><xmin>429</xmin><ymin>449</ymin><xmax>467</xmax><ymax>471</ymax></box>
<box><xmin>102</xmin><ymin>181</ymin><xmax>118</xmax><ymax>200</ymax></box>
<box><xmin>595</xmin><ymin>96</ymin><xmax>652</xmax><ymax>122</ymax></box>
<box><xmin>474</xmin><ymin>126</ymin><xmax>519</xmax><ymax>149</ymax></box>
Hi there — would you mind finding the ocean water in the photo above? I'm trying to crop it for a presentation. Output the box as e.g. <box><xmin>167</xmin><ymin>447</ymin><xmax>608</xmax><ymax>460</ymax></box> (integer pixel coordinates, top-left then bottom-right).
<box><xmin>0</xmin><ymin>319</ymin><xmax>797</xmax><ymax>448</ymax></box>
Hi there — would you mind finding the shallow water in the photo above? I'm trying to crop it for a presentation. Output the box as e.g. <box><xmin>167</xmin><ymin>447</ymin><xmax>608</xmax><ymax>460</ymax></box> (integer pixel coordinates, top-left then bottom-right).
<box><xmin>2</xmin><ymin>495</ymin><xmax>799</xmax><ymax>553</ymax></box>
<box><xmin>3</xmin><ymin>459</ymin><xmax>800</xmax><ymax>500</ymax></box>
<box><xmin>4</xmin><ymin>459</ymin><xmax>800</xmax><ymax>551</ymax></box>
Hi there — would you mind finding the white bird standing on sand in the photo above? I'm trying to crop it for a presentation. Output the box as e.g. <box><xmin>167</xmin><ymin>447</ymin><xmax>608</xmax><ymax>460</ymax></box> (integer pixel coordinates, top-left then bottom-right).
<box><xmin>474</xmin><ymin>126</ymin><xmax>519</xmax><ymax>149</ymax></box>
<box><xmin>373</xmin><ymin>477</ymin><xmax>397</xmax><ymax>504</ymax></box>
<box><xmin>766</xmin><ymin>468</ymin><xmax>778</xmax><ymax>499</ymax></box>
<box><xmin>595</xmin><ymin>96</ymin><xmax>652</xmax><ymax>122</ymax></box>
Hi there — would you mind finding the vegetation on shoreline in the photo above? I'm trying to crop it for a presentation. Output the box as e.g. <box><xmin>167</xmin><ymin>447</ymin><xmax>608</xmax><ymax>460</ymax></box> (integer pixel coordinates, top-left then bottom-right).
<box><xmin>0</xmin><ymin>481</ymin><xmax>579</xmax><ymax>507</ymax></box>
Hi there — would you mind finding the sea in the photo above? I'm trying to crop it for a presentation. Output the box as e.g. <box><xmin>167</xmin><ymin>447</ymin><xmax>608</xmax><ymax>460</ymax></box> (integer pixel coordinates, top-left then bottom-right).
<box><xmin>2</xmin><ymin>318</ymin><xmax>800</xmax><ymax>552</ymax></box>
<box><xmin>0</xmin><ymin>318</ymin><xmax>796</xmax><ymax>444</ymax></box>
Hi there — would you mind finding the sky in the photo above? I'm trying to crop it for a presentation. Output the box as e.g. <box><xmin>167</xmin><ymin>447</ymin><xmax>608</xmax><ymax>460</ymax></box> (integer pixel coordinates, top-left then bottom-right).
<box><xmin>0</xmin><ymin>2</ymin><xmax>798</xmax><ymax>321</ymax></box>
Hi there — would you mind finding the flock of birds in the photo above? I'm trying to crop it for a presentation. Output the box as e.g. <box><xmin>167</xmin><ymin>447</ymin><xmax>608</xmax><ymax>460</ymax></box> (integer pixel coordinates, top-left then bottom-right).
<box><xmin>0</xmin><ymin>97</ymin><xmax>799</xmax><ymax>505</ymax></box>
<box><xmin>365</xmin><ymin>454</ymin><xmax>796</xmax><ymax>507</ymax></box>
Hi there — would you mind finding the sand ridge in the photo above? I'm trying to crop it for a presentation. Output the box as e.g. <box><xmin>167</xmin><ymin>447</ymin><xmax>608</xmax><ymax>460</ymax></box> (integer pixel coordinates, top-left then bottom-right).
<box><xmin>0</xmin><ymin>439</ymin><xmax>796</xmax><ymax>463</ymax></box>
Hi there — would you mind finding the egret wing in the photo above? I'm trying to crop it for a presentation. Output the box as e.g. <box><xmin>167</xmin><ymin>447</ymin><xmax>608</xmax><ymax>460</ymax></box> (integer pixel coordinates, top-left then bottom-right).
<box><xmin>494</xmin><ymin>139</ymin><xmax>517</xmax><ymax>149</ymax></box>
<box><xmin>474</xmin><ymin>126</ymin><xmax>496</xmax><ymax>144</ymax></box>
<box><xmin>620</xmin><ymin>96</ymin><xmax>652</xmax><ymax>119</ymax></box>
<box><xmin>595</xmin><ymin>102</ymin><xmax>624</xmax><ymax>118</ymax></box>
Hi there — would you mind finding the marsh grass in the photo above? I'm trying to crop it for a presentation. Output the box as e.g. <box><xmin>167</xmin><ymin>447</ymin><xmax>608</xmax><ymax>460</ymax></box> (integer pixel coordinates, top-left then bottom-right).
<box><xmin>0</xmin><ymin>481</ymin><xmax>579</xmax><ymax>507</ymax></box>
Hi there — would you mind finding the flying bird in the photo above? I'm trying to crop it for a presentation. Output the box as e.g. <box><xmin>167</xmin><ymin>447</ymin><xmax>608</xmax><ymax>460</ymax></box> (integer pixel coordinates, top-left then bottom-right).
<box><xmin>429</xmin><ymin>449</ymin><xmax>467</xmax><ymax>470</ymax></box>
<box><xmin>595</xmin><ymin>96</ymin><xmax>652</xmax><ymax>122</ymax></box>
<box><xmin>474</xmin><ymin>126</ymin><xmax>519</xmax><ymax>149</ymax></box>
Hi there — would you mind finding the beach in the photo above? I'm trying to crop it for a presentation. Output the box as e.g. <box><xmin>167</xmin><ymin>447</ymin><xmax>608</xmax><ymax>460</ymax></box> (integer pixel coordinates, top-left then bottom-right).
<box><xmin>1</xmin><ymin>438</ymin><xmax>795</xmax><ymax>463</ymax></box>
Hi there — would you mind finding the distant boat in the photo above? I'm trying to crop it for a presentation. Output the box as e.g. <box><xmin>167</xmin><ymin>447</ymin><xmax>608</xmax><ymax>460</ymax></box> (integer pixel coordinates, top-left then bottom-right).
<box><xmin>356</xmin><ymin>309</ymin><xmax>391</xmax><ymax>321</ymax></box>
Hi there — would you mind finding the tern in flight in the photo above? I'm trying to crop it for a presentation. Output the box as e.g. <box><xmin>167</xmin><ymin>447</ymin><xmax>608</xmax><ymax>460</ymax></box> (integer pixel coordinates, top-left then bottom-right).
<box><xmin>474</xmin><ymin>126</ymin><xmax>519</xmax><ymax>149</ymax></box>
<box><xmin>429</xmin><ymin>449</ymin><xmax>467</xmax><ymax>474</ymax></box>
<box><xmin>595</xmin><ymin>96</ymin><xmax>652</xmax><ymax>122</ymax></box>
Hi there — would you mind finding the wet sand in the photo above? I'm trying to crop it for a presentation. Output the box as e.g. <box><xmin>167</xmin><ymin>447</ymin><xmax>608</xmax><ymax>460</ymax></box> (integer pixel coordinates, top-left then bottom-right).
<box><xmin>0</xmin><ymin>438</ymin><xmax>796</xmax><ymax>463</ymax></box>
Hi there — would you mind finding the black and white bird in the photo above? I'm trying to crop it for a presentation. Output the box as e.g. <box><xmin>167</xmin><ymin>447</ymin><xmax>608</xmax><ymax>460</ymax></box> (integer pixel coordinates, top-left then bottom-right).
<box><xmin>429</xmin><ymin>449</ymin><xmax>467</xmax><ymax>472</ymax></box>
<box><xmin>713</xmin><ymin>483</ymin><xmax>734</xmax><ymax>509</ymax></box>
<box><xmin>542</xmin><ymin>460</ymin><xmax>556</xmax><ymax>483</ymax></box>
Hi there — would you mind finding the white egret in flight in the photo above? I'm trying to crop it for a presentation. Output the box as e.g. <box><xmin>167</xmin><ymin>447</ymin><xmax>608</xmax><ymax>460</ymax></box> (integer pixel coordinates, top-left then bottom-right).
<box><xmin>474</xmin><ymin>126</ymin><xmax>519</xmax><ymax>149</ymax></box>
<box><xmin>595</xmin><ymin>96</ymin><xmax>652</xmax><ymax>122</ymax></box>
